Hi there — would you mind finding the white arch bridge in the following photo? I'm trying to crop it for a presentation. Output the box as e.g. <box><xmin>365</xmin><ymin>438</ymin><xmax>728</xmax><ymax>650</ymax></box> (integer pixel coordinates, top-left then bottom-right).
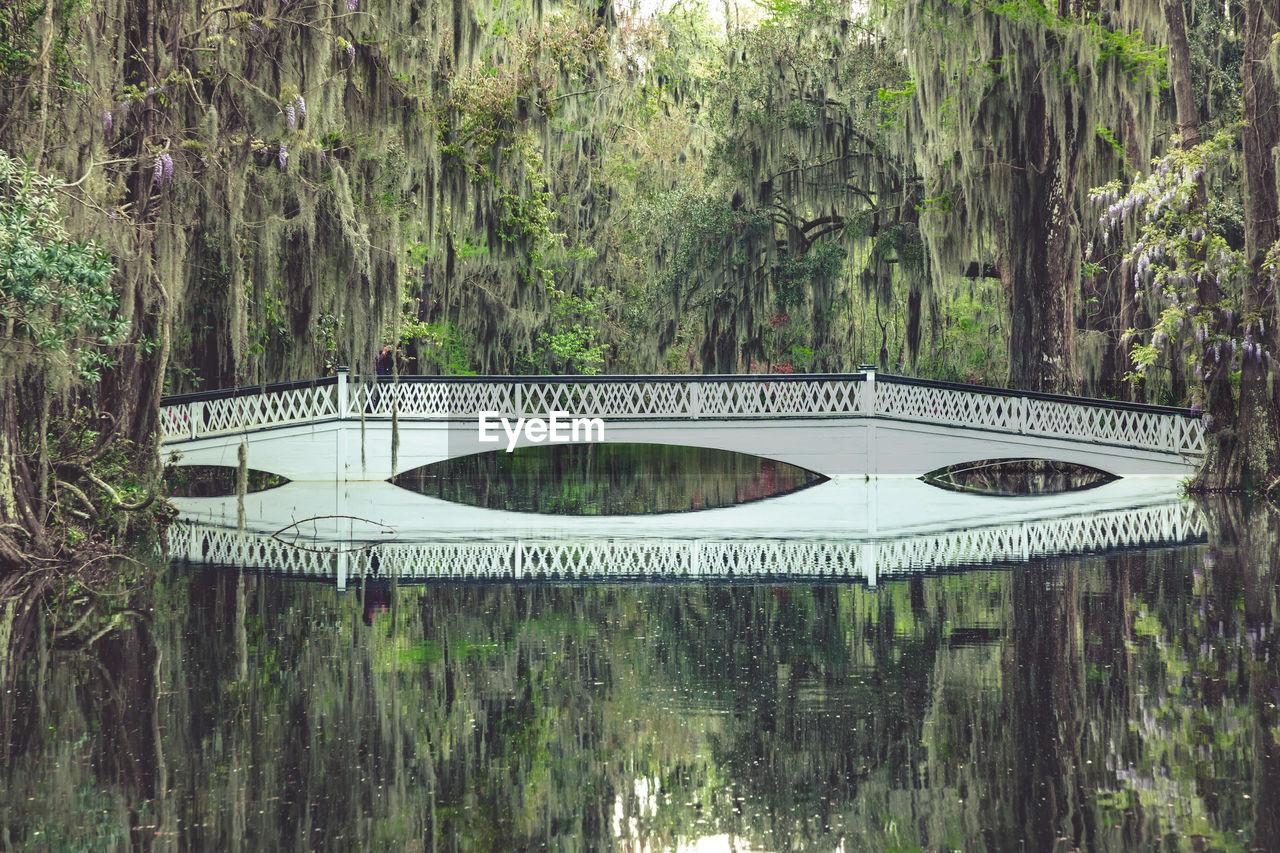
<box><xmin>166</xmin><ymin>498</ymin><xmax>1204</xmax><ymax>589</ymax></box>
<box><xmin>159</xmin><ymin>370</ymin><xmax>1205</xmax><ymax>480</ymax></box>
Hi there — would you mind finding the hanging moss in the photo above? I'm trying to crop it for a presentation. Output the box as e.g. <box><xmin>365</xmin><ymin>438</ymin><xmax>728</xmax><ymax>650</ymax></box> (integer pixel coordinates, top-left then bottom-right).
<box><xmin>887</xmin><ymin>0</ymin><xmax>1165</xmax><ymax>391</ymax></box>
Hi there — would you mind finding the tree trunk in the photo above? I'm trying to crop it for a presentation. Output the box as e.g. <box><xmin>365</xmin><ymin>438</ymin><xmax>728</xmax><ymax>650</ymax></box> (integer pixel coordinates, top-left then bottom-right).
<box><xmin>0</xmin><ymin>373</ymin><xmax>44</xmax><ymax>567</ymax></box>
<box><xmin>1001</xmin><ymin>86</ymin><xmax>1080</xmax><ymax>394</ymax></box>
<box><xmin>1195</xmin><ymin>0</ymin><xmax>1280</xmax><ymax>494</ymax></box>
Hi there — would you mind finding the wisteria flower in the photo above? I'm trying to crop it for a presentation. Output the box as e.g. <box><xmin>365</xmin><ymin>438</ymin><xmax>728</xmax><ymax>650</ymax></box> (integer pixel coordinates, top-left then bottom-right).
<box><xmin>278</xmin><ymin>141</ymin><xmax>288</xmax><ymax>169</ymax></box>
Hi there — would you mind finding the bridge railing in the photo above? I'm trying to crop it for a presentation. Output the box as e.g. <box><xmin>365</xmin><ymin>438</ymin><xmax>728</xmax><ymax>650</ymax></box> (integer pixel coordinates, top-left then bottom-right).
<box><xmin>166</xmin><ymin>500</ymin><xmax>1205</xmax><ymax>583</ymax></box>
<box><xmin>159</xmin><ymin>370</ymin><xmax>1205</xmax><ymax>457</ymax></box>
<box><xmin>873</xmin><ymin>375</ymin><xmax>1206</xmax><ymax>456</ymax></box>
<box><xmin>349</xmin><ymin>373</ymin><xmax>867</xmax><ymax>419</ymax></box>
<box><xmin>159</xmin><ymin>377</ymin><xmax>339</xmax><ymax>442</ymax></box>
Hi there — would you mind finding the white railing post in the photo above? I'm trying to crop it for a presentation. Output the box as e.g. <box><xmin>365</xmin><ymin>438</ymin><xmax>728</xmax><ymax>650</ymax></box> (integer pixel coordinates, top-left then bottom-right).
<box><xmin>190</xmin><ymin>402</ymin><xmax>202</xmax><ymax>439</ymax></box>
<box><xmin>1018</xmin><ymin>395</ymin><xmax>1030</xmax><ymax>434</ymax></box>
<box><xmin>515</xmin><ymin>382</ymin><xmax>524</xmax><ymax>418</ymax></box>
<box><xmin>336</xmin><ymin>366</ymin><xmax>350</xmax><ymax>418</ymax></box>
<box><xmin>860</xmin><ymin>364</ymin><xmax>876</xmax><ymax>415</ymax></box>
<box><xmin>690</xmin><ymin>381</ymin><xmax>702</xmax><ymax>419</ymax></box>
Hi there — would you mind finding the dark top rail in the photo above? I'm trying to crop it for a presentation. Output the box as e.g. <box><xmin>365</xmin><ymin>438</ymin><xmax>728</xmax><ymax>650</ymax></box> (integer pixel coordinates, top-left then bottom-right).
<box><xmin>161</xmin><ymin>375</ymin><xmax>337</xmax><ymax>405</ymax></box>
<box><xmin>876</xmin><ymin>374</ymin><xmax>1196</xmax><ymax>417</ymax></box>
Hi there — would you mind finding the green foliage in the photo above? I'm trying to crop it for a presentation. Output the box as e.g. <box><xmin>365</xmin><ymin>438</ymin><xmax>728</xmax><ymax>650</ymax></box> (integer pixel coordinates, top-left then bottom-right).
<box><xmin>876</xmin><ymin>80</ymin><xmax>916</xmax><ymax>127</ymax></box>
<box><xmin>0</xmin><ymin>1</ymin><xmax>41</xmax><ymax>80</ymax></box>
<box><xmin>774</xmin><ymin>242</ymin><xmax>846</xmax><ymax>307</ymax></box>
<box><xmin>534</xmin><ymin>293</ymin><xmax>607</xmax><ymax>375</ymax></box>
<box><xmin>246</xmin><ymin>290</ymin><xmax>290</xmax><ymax>358</ymax></box>
<box><xmin>0</xmin><ymin>152</ymin><xmax>125</xmax><ymax>381</ymax></box>
<box><xmin>1094</xmin><ymin>124</ymin><xmax>1131</xmax><ymax>171</ymax></box>
<box><xmin>1090</xmin><ymin>22</ymin><xmax>1166</xmax><ymax>82</ymax></box>
<box><xmin>403</xmin><ymin>319</ymin><xmax>476</xmax><ymax>375</ymax></box>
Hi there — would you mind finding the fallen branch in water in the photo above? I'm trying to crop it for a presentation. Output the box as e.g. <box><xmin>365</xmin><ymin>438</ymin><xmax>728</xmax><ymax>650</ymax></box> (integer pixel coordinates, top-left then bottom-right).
<box><xmin>269</xmin><ymin>515</ymin><xmax>396</xmax><ymax>553</ymax></box>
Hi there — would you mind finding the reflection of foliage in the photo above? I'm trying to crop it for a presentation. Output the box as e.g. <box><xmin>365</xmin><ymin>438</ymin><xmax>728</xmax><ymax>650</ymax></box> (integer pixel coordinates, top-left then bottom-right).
<box><xmin>3</xmin><ymin>502</ymin><xmax>1279</xmax><ymax>850</ymax></box>
<box><xmin>161</xmin><ymin>465</ymin><xmax>288</xmax><ymax>498</ymax></box>
<box><xmin>394</xmin><ymin>443</ymin><xmax>823</xmax><ymax>514</ymax></box>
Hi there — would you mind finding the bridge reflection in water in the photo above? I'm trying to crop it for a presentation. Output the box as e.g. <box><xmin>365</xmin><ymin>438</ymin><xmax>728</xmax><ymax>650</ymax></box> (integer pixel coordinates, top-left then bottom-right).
<box><xmin>169</xmin><ymin>497</ymin><xmax>1205</xmax><ymax>589</ymax></box>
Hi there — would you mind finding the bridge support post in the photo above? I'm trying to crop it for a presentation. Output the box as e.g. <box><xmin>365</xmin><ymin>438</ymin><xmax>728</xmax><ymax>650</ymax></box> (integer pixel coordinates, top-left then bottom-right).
<box><xmin>861</xmin><ymin>366</ymin><xmax>878</xmax><ymax>475</ymax></box>
<box><xmin>336</xmin><ymin>367</ymin><xmax>349</xmax><ymax>480</ymax></box>
<box><xmin>862</xmin><ymin>542</ymin><xmax>878</xmax><ymax>588</ymax></box>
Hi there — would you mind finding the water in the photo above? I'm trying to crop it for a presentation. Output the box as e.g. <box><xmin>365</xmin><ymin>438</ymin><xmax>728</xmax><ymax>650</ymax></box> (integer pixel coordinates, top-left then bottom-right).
<box><xmin>393</xmin><ymin>444</ymin><xmax>826</xmax><ymax>515</ymax></box>
<box><xmin>2</xmin><ymin>463</ymin><xmax>1278</xmax><ymax>851</ymax></box>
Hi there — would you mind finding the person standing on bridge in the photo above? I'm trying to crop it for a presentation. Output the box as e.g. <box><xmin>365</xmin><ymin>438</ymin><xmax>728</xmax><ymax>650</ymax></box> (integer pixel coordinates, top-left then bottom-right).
<box><xmin>375</xmin><ymin>344</ymin><xmax>393</xmax><ymax>376</ymax></box>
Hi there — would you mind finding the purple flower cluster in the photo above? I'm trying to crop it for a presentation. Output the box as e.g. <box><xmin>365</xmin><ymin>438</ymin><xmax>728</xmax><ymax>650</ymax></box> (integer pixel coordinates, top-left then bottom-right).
<box><xmin>278</xmin><ymin>141</ymin><xmax>288</xmax><ymax>169</ymax></box>
<box><xmin>103</xmin><ymin>110</ymin><xmax>113</xmax><ymax>133</ymax></box>
<box><xmin>1241</xmin><ymin>323</ymin><xmax>1269</xmax><ymax>362</ymax></box>
<box><xmin>346</xmin><ymin>43</ymin><xmax>356</xmax><ymax>59</ymax></box>
<box><xmin>346</xmin><ymin>0</ymin><xmax>358</xmax><ymax>10</ymax></box>
<box><xmin>153</xmin><ymin>152</ymin><xmax>175</xmax><ymax>188</ymax></box>
<box><xmin>284</xmin><ymin>95</ymin><xmax>307</xmax><ymax>130</ymax></box>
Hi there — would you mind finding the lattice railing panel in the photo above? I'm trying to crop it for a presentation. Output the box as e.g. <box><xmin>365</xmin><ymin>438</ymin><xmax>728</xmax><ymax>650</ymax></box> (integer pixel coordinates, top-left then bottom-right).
<box><xmin>875</xmin><ymin>383</ymin><xmax>1022</xmax><ymax>431</ymax></box>
<box><xmin>698</xmin><ymin>541</ymin><xmax>864</xmax><ymax>577</ymax></box>
<box><xmin>517</xmin><ymin>382</ymin><xmax>692</xmax><ymax>418</ymax></box>
<box><xmin>370</xmin><ymin>542</ymin><xmax>519</xmax><ymax>579</ymax></box>
<box><xmin>342</xmin><ymin>377</ymin><xmax>866</xmax><ymax>420</ymax></box>
<box><xmin>352</xmin><ymin>382</ymin><xmax>515</xmax><ymax>417</ymax></box>
<box><xmin>158</xmin><ymin>405</ymin><xmax>193</xmax><ymax>441</ymax></box>
<box><xmin>873</xmin><ymin>381</ymin><xmax>1204</xmax><ymax>456</ymax></box>
<box><xmin>161</xmin><ymin>385</ymin><xmax>338</xmax><ymax>441</ymax></box>
<box><xmin>696</xmin><ymin>380</ymin><xmax>864</xmax><ymax>416</ymax></box>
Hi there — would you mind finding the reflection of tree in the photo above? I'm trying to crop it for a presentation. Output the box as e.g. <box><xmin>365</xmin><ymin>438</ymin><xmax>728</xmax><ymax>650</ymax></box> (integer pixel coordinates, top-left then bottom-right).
<box><xmin>394</xmin><ymin>443</ymin><xmax>823</xmax><ymax>515</ymax></box>
<box><xmin>2</xmin><ymin>519</ymin><xmax>1279</xmax><ymax>849</ymax></box>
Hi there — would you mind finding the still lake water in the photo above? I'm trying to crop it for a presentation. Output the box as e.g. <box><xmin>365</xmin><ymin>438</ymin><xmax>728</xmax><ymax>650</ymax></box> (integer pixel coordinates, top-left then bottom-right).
<box><xmin>3</xmin><ymin>448</ymin><xmax>1278</xmax><ymax>851</ymax></box>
